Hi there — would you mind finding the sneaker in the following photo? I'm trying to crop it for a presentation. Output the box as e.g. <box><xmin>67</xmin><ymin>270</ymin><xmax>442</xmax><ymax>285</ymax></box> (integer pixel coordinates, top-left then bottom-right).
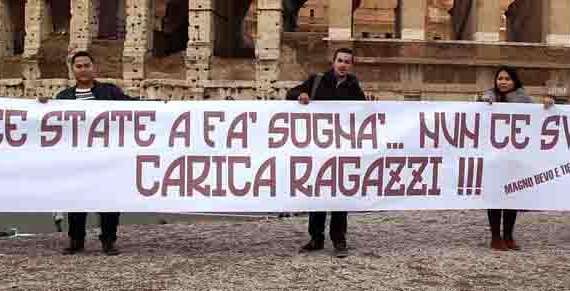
<box><xmin>101</xmin><ymin>240</ymin><xmax>120</xmax><ymax>256</ymax></box>
<box><xmin>62</xmin><ymin>239</ymin><xmax>85</xmax><ymax>255</ymax></box>
<box><xmin>333</xmin><ymin>241</ymin><xmax>349</xmax><ymax>258</ymax></box>
<box><xmin>299</xmin><ymin>239</ymin><xmax>324</xmax><ymax>253</ymax></box>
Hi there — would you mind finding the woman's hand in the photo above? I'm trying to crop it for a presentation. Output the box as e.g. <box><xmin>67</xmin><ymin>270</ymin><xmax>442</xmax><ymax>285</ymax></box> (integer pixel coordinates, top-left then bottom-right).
<box><xmin>543</xmin><ymin>96</ymin><xmax>555</xmax><ymax>109</ymax></box>
<box><xmin>478</xmin><ymin>95</ymin><xmax>493</xmax><ymax>105</ymax></box>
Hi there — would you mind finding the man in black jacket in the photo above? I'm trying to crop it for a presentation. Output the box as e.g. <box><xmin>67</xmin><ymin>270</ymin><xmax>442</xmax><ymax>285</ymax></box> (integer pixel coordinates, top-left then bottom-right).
<box><xmin>39</xmin><ymin>51</ymin><xmax>134</xmax><ymax>255</ymax></box>
<box><xmin>287</xmin><ymin>47</ymin><xmax>366</xmax><ymax>258</ymax></box>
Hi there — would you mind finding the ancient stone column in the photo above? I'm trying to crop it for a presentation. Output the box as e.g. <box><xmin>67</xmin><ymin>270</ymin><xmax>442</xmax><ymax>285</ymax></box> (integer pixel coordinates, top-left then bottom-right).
<box><xmin>23</xmin><ymin>0</ymin><xmax>47</xmax><ymax>58</ymax></box>
<box><xmin>256</xmin><ymin>0</ymin><xmax>282</xmax><ymax>99</ymax></box>
<box><xmin>186</xmin><ymin>0</ymin><xmax>215</xmax><ymax>85</ymax></box>
<box><xmin>69</xmin><ymin>0</ymin><xmax>95</xmax><ymax>52</ymax></box>
<box><xmin>328</xmin><ymin>0</ymin><xmax>352</xmax><ymax>40</ymax></box>
<box><xmin>469</xmin><ymin>0</ymin><xmax>501</xmax><ymax>92</ymax></box>
<box><xmin>471</xmin><ymin>0</ymin><xmax>500</xmax><ymax>42</ymax></box>
<box><xmin>397</xmin><ymin>0</ymin><xmax>426</xmax><ymax>40</ymax></box>
<box><xmin>22</xmin><ymin>0</ymin><xmax>50</xmax><ymax>81</ymax></box>
<box><xmin>544</xmin><ymin>0</ymin><xmax>570</xmax><ymax>46</ymax></box>
<box><xmin>0</xmin><ymin>0</ymin><xmax>14</xmax><ymax>57</ymax></box>
<box><xmin>123</xmin><ymin>0</ymin><xmax>153</xmax><ymax>80</ymax></box>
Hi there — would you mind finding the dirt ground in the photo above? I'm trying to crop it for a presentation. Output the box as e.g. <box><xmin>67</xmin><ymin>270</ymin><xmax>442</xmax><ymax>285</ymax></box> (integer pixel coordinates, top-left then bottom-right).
<box><xmin>1</xmin><ymin>210</ymin><xmax>569</xmax><ymax>290</ymax></box>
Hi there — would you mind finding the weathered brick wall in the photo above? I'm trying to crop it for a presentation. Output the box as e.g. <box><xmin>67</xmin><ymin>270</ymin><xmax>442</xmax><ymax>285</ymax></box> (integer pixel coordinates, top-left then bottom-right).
<box><xmin>1</xmin><ymin>0</ymin><xmax>569</xmax><ymax>102</ymax></box>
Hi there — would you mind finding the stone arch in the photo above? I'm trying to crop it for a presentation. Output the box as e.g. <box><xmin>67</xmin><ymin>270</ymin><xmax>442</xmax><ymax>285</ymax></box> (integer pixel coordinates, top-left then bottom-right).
<box><xmin>152</xmin><ymin>0</ymin><xmax>258</xmax><ymax>58</ymax></box>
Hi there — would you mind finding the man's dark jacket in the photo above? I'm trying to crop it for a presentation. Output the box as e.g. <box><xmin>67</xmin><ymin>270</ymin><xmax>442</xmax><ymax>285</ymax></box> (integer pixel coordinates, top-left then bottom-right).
<box><xmin>286</xmin><ymin>69</ymin><xmax>366</xmax><ymax>101</ymax></box>
<box><xmin>55</xmin><ymin>81</ymin><xmax>135</xmax><ymax>100</ymax></box>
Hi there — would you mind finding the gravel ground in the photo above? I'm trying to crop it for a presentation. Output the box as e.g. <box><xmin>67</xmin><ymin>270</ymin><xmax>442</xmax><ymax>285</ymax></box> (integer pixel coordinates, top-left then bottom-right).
<box><xmin>1</xmin><ymin>210</ymin><xmax>569</xmax><ymax>291</ymax></box>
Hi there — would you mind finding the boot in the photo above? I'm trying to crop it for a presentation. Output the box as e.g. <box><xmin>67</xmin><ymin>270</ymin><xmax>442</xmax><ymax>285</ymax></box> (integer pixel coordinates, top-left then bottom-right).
<box><xmin>490</xmin><ymin>239</ymin><xmax>508</xmax><ymax>251</ymax></box>
<box><xmin>504</xmin><ymin>239</ymin><xmax>521</xmax><ymax>251</ymax></box>
<box><xmin>333</xmin><ymin>240</ymin><xmax>349</xmax><ymax>258</ymax></box>
<box><xmin>299</xmin><ymin>239</ymin><xmax>324</xmax><ymax>253</ymax></box>
<box><xmin>101</xmin><ymin>239</ymin><xmax>120</xmax><ymax>256</ymax></box>
<box><xmin>62</xmin><ymin>239</ymin><xmax>84</xmax><ymax>255</ymax></box>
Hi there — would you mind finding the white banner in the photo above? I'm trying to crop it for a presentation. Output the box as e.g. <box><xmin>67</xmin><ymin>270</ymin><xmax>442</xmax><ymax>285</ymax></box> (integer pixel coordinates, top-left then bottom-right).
<box><xmin>1</xmin><ymin>97</ymin><xmax>569</xmax><ymax>212</ymax></box>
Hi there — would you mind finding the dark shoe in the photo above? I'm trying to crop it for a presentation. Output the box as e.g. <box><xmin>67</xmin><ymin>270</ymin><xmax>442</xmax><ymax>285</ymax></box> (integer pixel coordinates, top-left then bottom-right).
<box><xmin>299</xmin><ymin>239</ymin><xmax>324</xmax><ymax>253</ymax></box>
<box><xmin>54</xmin><ymin>219</ymin><xmax>63</xmax><ymax>232</ymax></box>
<box><xmin>490</xmin><ymin>239</ymin><xmax>508</xmax><ymax>251</ymax></box>
<box><xmin>101</xmin><ymin>240</ymin><xmax>120</xmax><ymax>256</ymax></box>
<box><xmin>504</xmin><ymin>239</ymin><xmax>521</xmax><ymax>251</ymax></box>
<box><xmin>333</xmin><ymin>241</ymin><xmax>349</xmax><ymax>258</ymax></box>
<box><xmin>62</xmin><ymin>239</ymin><xmax>84</xmax><ymax>255</ymax></box>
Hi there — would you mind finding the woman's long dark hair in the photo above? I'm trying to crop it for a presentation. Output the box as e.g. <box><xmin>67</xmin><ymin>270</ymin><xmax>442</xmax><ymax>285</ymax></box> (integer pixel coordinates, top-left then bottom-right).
<box><xmin>493</xmin><ymin>66</ymin><xmax>523</xmax><ymax>101</ymax></box>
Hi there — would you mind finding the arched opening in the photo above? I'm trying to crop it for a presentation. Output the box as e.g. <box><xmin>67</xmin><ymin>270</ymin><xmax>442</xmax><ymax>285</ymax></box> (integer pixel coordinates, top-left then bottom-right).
<box><xmin>448</xmin><ymin>0</ymin><xmax>512</xmax><ymax>41</ymax></box>
<box><xmin>353</xmin><ymin>0</ymin><xmax>396</xmax><ymax>39</ymax></box>
<box><xmin>505</xmin><ymin>0</ymin><xmax>542</xmax><ymax>43</ymax></box>
<box><xmin>448</xmin><ymin>0</ymin><xmax>471</xmax><ymax>40</ymax></box>
<box><xmin>153</xmin><ymin>0</ymin><xmax>188</xmax><ymax>57</ymax></box>
<box><xmin>213</xmin><ymin>0</ymin><xmax>255</xmax><ymax>58</ymax></box>
<box><xmin>208</xmin><ymin>0</ymin><xmax>256</xmax><ymax>81</ymax></box>
<box><xmin>9</xmin><ymin>0</ymin><xmax>25</xmax><ymax>55</ymax></box>
<box><xmin>97</xmin><ymin>0</ymin><xmax>126</xmax><ymax>40</ymax></box>
<box><xmin>83</xmin><ymin>0</ymin><xmax>126</xmax><ymax>79</ymax></box>
<box><xmin>48</xmin><ymin>0</ymin><xmax>71</xmax><ymax>35</ymax></box>
<box><xmin>297</xmin><ymin>0</ymin><xmax>327</xmax><ymax>32</ymax></box>
<box><xmin>152</xmin><ymin>0</ymin><xmax>258</xmax><ymax>58</ymax></box>
<box><xmin>40</xmin><ymin>0</ymin><xmax>72</xmax><ymax>79</ymax></box>
<box><xmin>147</xmin><ymin>0</ymin><xmax>258</xmax><ymax>80</ymax></box>
<box><xmin>283</xmin><ymin>0</ymin><xmax>308</xmax><ymax>32</ymax></box>
<box><xmin>427</xmin><ymin>0</ymin><xmax>453</xmax><ymax>40</ymax></box>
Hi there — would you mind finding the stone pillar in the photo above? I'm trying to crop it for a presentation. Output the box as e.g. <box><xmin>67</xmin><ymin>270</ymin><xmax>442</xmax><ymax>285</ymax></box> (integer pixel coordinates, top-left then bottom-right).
<box><xmin>471</xmin><ymin>0</ymin><xmax>500</xmax><ymax>42</ymax></box>
<box><xmin>123</xmin><ymin>0</ymin><xmax>153</xmax><ymax>80</ymax></box>
<box><xmin>69</xmin><ymin>0</ymin><xmax>95</xmax><ymax>52</ymax></box>
<box><xmin>475</xmin><ymin>67</ymin><xmax>495</xmax><ymax>92</ymax></box>
<box><xmin>0</xmin><ymin>0</ymin><xmax>14</xmax><ymax>57</ymax></box>
<box><xmin>470</xmin><ymin>0</ymin><xmax>501</xmax><ymax>92</ymax></box>
<box><xmin>23</xmin><ymin>0</ymin><xmax>49</xmax><ymax>81</ymax></box>
<box><xmin>400</xmin><ymin>64</ymin><xmax>424</xmax><ymax>99</ymax></box>
<box><xmin>186</xmin><ymin>0</ymin><xmax>214</xmax><ymax>85</ymax></box>
<box><xmin>544</xmin><ymin>0</ymin><xmax>570</xmax><ymax>46</ymax></box>
<box><xmin>23</xmin><ymin>0</ymin><xmax>47</xmax><ymax>58</ymax></box>
<box><xmin>256</xmin><ymin>0</ymin><xmax>281</xmax><ymax>99</ymax></box>
<box><xmin>328</xmin><ymin>0</ymin><xmax>352</xmax><ymax>40</ymax></box>
<box><xmin>397</xmin><ymin>0</ymin><xmax>426</xmax><ymax>40</ymax></box>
